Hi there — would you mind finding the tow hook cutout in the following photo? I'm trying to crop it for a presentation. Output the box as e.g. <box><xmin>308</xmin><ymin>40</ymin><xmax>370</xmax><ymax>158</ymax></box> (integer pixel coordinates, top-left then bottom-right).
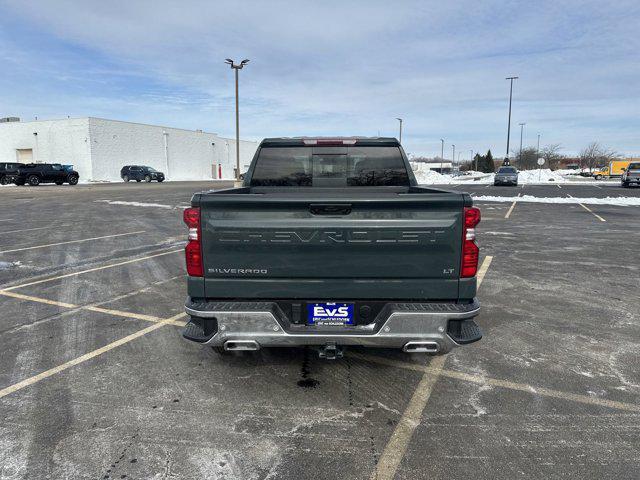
<box><xmin>318</xmin><ymin>343</ymin><xmax>343</xmax><ymax>360</ymax></box>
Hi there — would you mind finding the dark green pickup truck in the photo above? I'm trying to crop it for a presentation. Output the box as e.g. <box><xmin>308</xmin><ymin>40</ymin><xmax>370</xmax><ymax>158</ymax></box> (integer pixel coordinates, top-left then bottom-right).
<box><xmin>182</xmin><ymin>137</ymin><xmax>482</xmax><ymax>358</ymax></box>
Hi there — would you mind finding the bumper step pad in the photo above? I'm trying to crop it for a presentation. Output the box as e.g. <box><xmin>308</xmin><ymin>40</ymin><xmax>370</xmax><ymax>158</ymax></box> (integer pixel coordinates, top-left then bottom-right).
<box><xmin>182</xmin><ymin>317</ymin><xmax>218</xmax><ymax>343</ymax></box>
<box><xmin>447</xmin><ymin>319</ymin><xmax>482</xmax><ymax>345</ymax></box>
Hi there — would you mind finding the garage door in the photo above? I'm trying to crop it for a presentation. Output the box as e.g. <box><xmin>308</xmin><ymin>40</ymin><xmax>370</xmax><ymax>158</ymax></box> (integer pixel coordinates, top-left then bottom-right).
<box><xmin>16</xmin><ymin>149</ymin><xmax>33</xmax><ymax>162</ymax></box>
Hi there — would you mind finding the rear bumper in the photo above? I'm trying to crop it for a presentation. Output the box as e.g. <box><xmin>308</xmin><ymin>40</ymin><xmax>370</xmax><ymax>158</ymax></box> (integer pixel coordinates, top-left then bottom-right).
<box><xmin>183</xmin><ymin>298</ymin><xmax>482</xmax><ymax>353</ymax></box>
<box><xmin>494</xmin><ymin>178</ymin><xmax>518</xmax><ymax>185</ymax></box>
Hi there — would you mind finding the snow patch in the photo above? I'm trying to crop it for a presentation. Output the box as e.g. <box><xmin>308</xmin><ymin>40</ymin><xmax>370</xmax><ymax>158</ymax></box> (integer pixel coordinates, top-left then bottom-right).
<box><xmin>411</xmin><ymin>165</ymin><xmax>618</xmax><ymax>185</ymax></box>
<box><xmin>94</xmin><ymin>200</ymin><xmax>185</xmax><ymax>209</ymax></box>
<box><xmin>0</xmin><ymin>261</ymin><xmax>23</xmax><ymax>270</ymax></box>
<box><xmin>472</xmin><ymin>195</ymin><xmax>640</xmax><ymax>206</ymax></box>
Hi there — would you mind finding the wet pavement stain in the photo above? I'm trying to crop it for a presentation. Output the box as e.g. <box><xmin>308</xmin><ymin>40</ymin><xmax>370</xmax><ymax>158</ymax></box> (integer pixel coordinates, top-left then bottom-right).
<box><xmin>297</xmin><ymin>347</ymin><xmax>320</xmax><ymax>388</ymax></box>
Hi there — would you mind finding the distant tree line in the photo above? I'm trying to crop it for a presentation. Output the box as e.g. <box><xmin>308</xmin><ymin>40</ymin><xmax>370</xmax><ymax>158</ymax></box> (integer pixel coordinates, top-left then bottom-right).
<box><xmin>415</xmin><ymin>141</ymin><xmax>621</xmax><ymax>172</ymax></box>
<box><xmin>460</xmin><ymin>150</ymin><xmax>496</xmax><ymax>173</ymax></box>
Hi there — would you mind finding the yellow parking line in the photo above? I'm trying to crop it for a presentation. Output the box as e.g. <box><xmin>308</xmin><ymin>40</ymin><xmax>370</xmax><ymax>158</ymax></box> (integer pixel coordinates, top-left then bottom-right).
<box><xmin>370</xmin><ymin>255</ymin><xmax>492</xmax><ymax>480</ymax></box>
<box><xmin>371</xmin><ymin>356</ymin><xmax>446</xmax><ymax>480</ymax></box>
<box><xmin>355</xmin><ymin>354</ymin><xmax>640</xmax><ymax>413</ymax></box>
<box><xmin>0</xmin><ymin>290</ymin><xmax>78</xmax><ymax>309</ymax></box>
<box><xmin>0</xmin><ymin>224</ymin><xmax>72</xmax><ymax>236</ymax></box>
<box><xmin>504</xmin><ymin>193</ymin><xmax>521</xmax><ymax>219</ymax></box>
<box><xmin>3</xmin><ymin>248</ymin><xmax>182</xmax><ymax>291</ymax></box>
<box><xmin>567</xmin><ymin>194</ymin><xmax>606</xmax><ymax>222</ymax></box>
<box><xmin>0</xmin><ymin>230</ymin><xmax>145</xmax><ymax>254</ymax></box>
<box><xmin>0</xmin><ymin>312</ymin><xmax>187</xmax><ymax>399</ymax></box>
<box><xmin>0</xmin><ymin>290</ymin><xmax>186</xmax><ymax>327</ymax></box>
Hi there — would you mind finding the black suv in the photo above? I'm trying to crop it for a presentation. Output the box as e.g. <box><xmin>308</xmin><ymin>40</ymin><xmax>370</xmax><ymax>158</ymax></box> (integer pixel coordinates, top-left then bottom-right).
<box><xmin>0</xmin><ymin>162</ymin><xmax>21</xmax><ymax>185</ymax></box>
<box><xmin>621</xmin><ymin>162</ymin><xmax>640</xmax><ymax>188</ymax></box>
<box><xmin>120</xmin><ymin>166</ymin><xmax>165</xmax><ymax>183</ymax></box>
<box><xmin>14</xmin><ymin>163</ymin><xmax>79</xmax><ymax>186</ymax></box>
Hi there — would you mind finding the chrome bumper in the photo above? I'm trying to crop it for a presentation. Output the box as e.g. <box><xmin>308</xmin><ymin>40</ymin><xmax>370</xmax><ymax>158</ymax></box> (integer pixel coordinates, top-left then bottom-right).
<box><xmin>184</xmin><ymin>300</ymin><xmax>481</xmax><ymax>353</ymax></box>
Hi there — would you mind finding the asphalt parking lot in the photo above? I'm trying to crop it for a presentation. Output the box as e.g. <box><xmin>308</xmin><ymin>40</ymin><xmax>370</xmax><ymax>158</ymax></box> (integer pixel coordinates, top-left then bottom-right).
<box><xmin>1</xmin><ymin>181</ymin><xmax>639</xmax><ymax>479</ymax></box>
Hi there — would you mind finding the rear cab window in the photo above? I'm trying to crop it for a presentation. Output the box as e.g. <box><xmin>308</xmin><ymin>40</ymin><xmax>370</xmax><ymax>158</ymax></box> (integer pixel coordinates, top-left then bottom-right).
<box><xmin>498</xmin><ymin>167</ymin><xmax>517</xmax><ymax>173</ymax></box>
<box><xmin>250</xmin><ymin>146</ymin><xmax>410</xmax><ymax>187</ymax></box>
<box><xmin>628</xmin><ymin>163</ymin><xmax>640</xmax><ymax>170</ymax></box>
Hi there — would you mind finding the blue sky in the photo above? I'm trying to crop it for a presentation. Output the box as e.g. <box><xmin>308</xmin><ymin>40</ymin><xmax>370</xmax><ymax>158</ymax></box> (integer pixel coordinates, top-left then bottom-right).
<box><xmin>1</xmin><ymin>0</ymin><xmax>638</xmax><ymax>157</ymax></box>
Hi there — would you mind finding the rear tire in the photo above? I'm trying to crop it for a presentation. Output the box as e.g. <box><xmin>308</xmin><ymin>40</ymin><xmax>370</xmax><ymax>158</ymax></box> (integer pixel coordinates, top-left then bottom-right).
<box><xmin>144</xmin><ymin>175</ymin><xmax>151</xmax><ymax>183</ymax></box>
<box><xmin>123</xmin><ymin>175</ymin><xmax>130</xmax><ymax>182</ymax></box>
<box><xmin>0</xmin><ymin>176</ymin><xmax>7</xmax><ymax>186</ymax></box>
<box><xmin>67</xmin><ymin>175</ymin><xmax>78</xmax><ymax>185</ymax></box>
<box><xmin>136</xmin><ymin>179</ymin><xmax>141</xmax><ymax>182</ymax></box>
<box><xmin>55</xmin><ymin>181</ymin><xmax>63</xmax><ymax>185</ymax></box>
<box><xmin>595</xmin><ymin>174</ymin><xmax>602</xmax><ymax>180</ymax></box>
<box><xmin>27</xmin><ymin>175</ymin><xmax>40</xmax><ymax>186</ymax></box>
<box><xmin>157</xmin><ymin>178</ymin><xmax>164</xmax><ymax>183</ymax></box>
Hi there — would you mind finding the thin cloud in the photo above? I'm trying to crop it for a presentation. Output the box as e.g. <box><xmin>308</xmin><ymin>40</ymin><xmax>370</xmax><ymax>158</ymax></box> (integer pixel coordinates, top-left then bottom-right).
<box><xmin>0</xmin><ymin>0</ymin><xmax>638</xmax><ymax>156</ymax></box>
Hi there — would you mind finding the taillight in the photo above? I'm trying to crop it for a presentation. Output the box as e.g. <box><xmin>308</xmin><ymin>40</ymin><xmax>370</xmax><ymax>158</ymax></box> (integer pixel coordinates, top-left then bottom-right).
<box><xmin>461</xmin><ymin>206</ymin><xmax>481</xmax><ymax>278</ymax></box>
<box><xmin>183</xmin><ymin>207</ymin><xmax>203</xmax><ymax>277</ymax></box>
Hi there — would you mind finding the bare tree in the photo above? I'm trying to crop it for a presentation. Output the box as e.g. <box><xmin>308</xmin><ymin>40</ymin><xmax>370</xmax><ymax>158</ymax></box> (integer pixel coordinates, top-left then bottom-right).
<box><xmin>579</xmin><ymin>142</ymin><xmax>618</xmax><ymax>172</ymax></box>
<box><xmin>511</xmin><ymin>147</ymin><xmax>538</xmax><ymax>170</ymax></box>
<box><xmin>540</xmin><ymin>144</ymin><xmax>564</xmax><ymax>169</ymax></box>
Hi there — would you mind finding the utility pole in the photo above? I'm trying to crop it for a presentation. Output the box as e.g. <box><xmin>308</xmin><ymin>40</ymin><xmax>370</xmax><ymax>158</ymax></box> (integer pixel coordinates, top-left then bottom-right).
<box><xmin>396</xmin><ymin>118</ymin><xmax>403</xmax><ymax>143</ymax></box>
<box><xmin>440</xmin><ymin>138</ymin><xmax>444</xmax><ymax>173</ymax></box>
<box><xmin>470</xmin><ymin>149</ymin><xmax>475</xmax><ymax>171</ymax></box>
<box><xmin>225</xmin><ymin>58</ymin><xmax>250</xmax><ymax>186</ymax></box>
<box><xmin>505</xmin><ymin>76</ymin><xmax>518</xmax><ymax>165</ymax></box>
<box><xmin>537</xmin><ymin>133</ymin><xmax>541</xmax><ymax>158</ymax></box>
<box><xmin>452</xmin><ymin>144</ymin><xmax>455</xmax><ymax>165</ymax></box>
<box><xmin>519</xmin><ymin>122</ymin><xmax>526</xmax><ymax>163</ymax></box>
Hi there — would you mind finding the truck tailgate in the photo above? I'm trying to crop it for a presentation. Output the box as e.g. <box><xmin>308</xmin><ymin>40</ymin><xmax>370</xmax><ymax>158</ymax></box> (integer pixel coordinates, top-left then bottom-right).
<box><xmin>197</xmin><ymin>191</ymin><xmax>466</xmax><ymax>300</ymax></box>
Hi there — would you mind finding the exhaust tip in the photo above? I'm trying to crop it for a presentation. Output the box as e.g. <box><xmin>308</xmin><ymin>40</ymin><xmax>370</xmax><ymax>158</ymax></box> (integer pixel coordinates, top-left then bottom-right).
<box><xmin>224</xmin><ymin>340</ymin><xmax>260</xmax><ymax>351</ymax></box>
<box><xmin>403</xmin><ymin>341</ymin><xmax>439</xmax><ymax>353</ymax></box>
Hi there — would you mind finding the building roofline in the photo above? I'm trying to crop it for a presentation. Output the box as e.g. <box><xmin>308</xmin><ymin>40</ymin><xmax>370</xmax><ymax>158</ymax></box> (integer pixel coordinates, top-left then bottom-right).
<box><xmin>0</xmin><ymin>116</ymin><xmax>220</xmax><ymax>136</ymax></box>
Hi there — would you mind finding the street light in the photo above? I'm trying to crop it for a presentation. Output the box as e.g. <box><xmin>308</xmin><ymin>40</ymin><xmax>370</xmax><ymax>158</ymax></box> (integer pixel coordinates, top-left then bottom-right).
<box><xmin>225</xmin><ymin>58</ymin><xmax>250</xmax><ymax>185</ymax></box>
<box><xmin>440</xmin><ymin>138</ymin><xmax>444</xmax><ymax>172</ymax></box>
<box><xmin>519</xmin><ymin>122</ymin><xmax>526</xmax><ymax>163</ymax></box>
<box><xmin>396</xmin><ymin>118</ymin><xmax>403</xmax><ymax>143</ymax></box>
<box><xmin>470</xmin><ymin>149</ymin><xmax>475</xmax><ymax>171</ymax></box>
<box><xmin>505</xmin><ymin>76</ymin><xmax>518</xmax><ymax>165</ymax></box>
<box><xmin>452</xmin><ymin>144</ymin><xmax>455</xmax><ymax>164</ymax></box>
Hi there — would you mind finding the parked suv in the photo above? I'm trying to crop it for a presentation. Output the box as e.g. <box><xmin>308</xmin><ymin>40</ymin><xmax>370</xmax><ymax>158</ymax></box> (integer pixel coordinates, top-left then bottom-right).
<box><xmin>494</xmin><ymin>166</ymin><xmax>519</xmax><ymax>186</ymax></box>
<box><xmin>621</xmin><ymin>162</ymin><xmax>640</xmax><ymax>188</ymax></box>
<box><xmin>0</xmin><ymin>162</ymin><xmax>21</xmax><ymax>185</ymax></box>
<box><xmin>14</xmin><ymin>163</ymin><xmax>79</xmax><ymax>186</ymax></box>
<box><xmin>121</xmin><ymin>165</ymin><xmax>165</xmax><ymax>183</ymax></box>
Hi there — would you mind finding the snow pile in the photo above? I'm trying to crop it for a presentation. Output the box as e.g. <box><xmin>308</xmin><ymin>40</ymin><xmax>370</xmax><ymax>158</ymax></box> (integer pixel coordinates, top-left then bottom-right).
<box><xmin>513</xmin><ymin>169</ymin><xmax>565</xmax><ymax>183</ymax></box>
<box><xmin>412</xmin><ymin>168</ymin><xmax>455</xmax><ymax>184</ymax></box>
<box><xmin>411</xmin><ymin>165</ymin><xmax>598</xmax><ymax>185</ymax></box>
<box><xmin>472</xmin><ymin>195</ymin><xmax>640</xmax><ymax>206</ymax></box>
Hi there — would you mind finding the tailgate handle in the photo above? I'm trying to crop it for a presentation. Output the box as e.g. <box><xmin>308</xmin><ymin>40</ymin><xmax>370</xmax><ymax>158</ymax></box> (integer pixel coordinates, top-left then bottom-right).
<box><xmin>309</xmin><ymin>203</ymin><xmax>352</xmax><ymax>215</ymax></box>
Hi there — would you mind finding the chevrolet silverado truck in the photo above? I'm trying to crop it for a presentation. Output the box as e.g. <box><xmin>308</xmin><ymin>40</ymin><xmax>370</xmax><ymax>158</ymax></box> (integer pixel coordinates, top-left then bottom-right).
<box><xmin>182</xmin><ymin>137</ymin><xmax>482</xmax><ymax>358</ymax></box>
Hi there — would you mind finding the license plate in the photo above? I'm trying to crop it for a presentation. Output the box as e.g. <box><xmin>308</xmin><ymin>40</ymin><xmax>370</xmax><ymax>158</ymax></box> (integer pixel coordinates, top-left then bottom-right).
<box><xmin>307</xmin><ymin>302</ymin><xmax>354</xmax><ymax>326</ymax></box>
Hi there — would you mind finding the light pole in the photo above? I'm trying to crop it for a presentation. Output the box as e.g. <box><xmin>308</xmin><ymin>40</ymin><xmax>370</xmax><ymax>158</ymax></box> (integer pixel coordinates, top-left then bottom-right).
<box><xmin>440</xmin><ymin>138</ymin><xmax>444</xmax><ymax>173</ymax></box>
<box><xmin>536</xmin><ymin>133</ymin><xmax>541</xmax><ymax>159</ymax></box>
<box><xmin>452</xmin><ymin>144</ymin><xmax>455</xmax><ymax>165</ymax></box>
<box><xmin>470</xmin><ymin>149</ymin><xmax>475</xmax><ymax>171</ymax></box>
<box><xmin>396</xmin><ymin>118</ymin><xmax>403</xmax><ymax>143</ymax></box>
<box><xmin>505</xmin><ymin>76</ymin><xmax>518</xmax><ymax>165</ymax></box>
<box><xmin>225</xmin><ymin>58</ymin><xmax>249</xmax><ymax>186</ymax></box>
<box><xmin>518</xmin><ymin>122</ymin><xmax>526</xmax><ymax>163</ymax></box>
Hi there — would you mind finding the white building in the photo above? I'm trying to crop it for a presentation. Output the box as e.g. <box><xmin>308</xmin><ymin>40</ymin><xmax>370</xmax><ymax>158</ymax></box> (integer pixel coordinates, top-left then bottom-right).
<box><xmin>0</xmin><ymin>117</ymin><xmax>258</xmax><ymax>182</ymax></box>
